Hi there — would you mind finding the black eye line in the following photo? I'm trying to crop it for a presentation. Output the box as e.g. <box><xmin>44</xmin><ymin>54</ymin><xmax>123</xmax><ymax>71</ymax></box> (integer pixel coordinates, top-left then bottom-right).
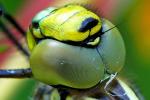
<box><xmin>34</xmin><ymin>21</ymin><xmax>103</xmax><ymax>48</ymax></box>
<box><xmin>35</xmin><ymin>28</ymin><xmax>103</xmax><ymax>48</ymax></box>
<box><xmin>63</xmin><ymin>28</ymin><xmax>102</xmax><ymax>48</ymax></box>
<box><xmin>35</xmin><ymin>23</ymin><xmax>117</xmax><ymax>48</ymax></box>
<box><xmin>32</xmin><ymin>24</ymin><xmax>116</xmax><ymax>48</ymax></box>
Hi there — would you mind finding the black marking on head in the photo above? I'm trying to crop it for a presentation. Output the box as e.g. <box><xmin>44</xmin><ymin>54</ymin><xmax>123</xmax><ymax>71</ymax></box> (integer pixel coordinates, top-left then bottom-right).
<box><xmin>79</xmin><ymin>17</ymin><xmax>98</xmax><ymax>32</ymax></box>
<box><xmin>32</xmin><ymin>21</ymin><xmax>39</xmax><ymax>29</ymax></box>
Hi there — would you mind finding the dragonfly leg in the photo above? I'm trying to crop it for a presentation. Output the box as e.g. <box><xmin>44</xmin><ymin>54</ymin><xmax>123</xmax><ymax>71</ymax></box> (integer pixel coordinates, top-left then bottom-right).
<box><xmin>0</xmin><ymin>4</ymin><xmax>29</xmax><ymax>56</ymax></box>
<box><xmin>0</xmin><ymin>68</ymin><xmax>32</xmax><ymax>78</ymax></box>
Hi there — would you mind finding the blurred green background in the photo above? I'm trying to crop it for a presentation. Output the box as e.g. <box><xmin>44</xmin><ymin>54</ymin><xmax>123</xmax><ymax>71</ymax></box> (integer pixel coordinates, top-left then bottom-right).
<box><xmin>0</xmin><ymin>0</ymin><xmax>150</xmax><ymax>100</ymax></box>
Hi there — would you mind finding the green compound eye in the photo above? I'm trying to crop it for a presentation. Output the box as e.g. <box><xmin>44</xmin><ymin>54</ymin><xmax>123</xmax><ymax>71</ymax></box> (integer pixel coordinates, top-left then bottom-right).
<box><xmin>30</xmin><ymin>39</ymin><xmax>105</xmax><ymax>88</ymax></box>
<box><xmin>97</xmin><ymin>19</ymin><xmax>125</xmax><ymax>74</ymax></box>
<box><xmin>28</xmin><ymin>5</ymin><xmax>125</xmax><ymax>89</ymax></box>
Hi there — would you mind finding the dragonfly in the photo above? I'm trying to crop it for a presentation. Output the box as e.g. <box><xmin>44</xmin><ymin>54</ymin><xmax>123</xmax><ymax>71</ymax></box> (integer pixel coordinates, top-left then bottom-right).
<box><xmin>0</xmin><ymin>2</ymin><xmax>143</xmax><ymax>100</ymax></box>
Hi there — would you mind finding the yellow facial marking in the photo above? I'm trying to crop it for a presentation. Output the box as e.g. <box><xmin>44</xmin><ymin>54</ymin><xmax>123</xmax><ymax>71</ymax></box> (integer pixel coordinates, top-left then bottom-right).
<box><xmin>87</xmin><ymin>37</ymin><xmax>100</xmax><ymax>46</ymax></box>
<box><xmin>39</xmin><ymin>5</ymin><xmax>101</xmax><ymax>42</ymax></box>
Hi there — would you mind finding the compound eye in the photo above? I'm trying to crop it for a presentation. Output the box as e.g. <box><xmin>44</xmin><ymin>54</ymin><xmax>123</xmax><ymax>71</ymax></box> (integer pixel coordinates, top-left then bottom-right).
<box><xmin>79</xmin><ymin>17</ymin><xmax>98</xmax><ymax>32</ymax></box>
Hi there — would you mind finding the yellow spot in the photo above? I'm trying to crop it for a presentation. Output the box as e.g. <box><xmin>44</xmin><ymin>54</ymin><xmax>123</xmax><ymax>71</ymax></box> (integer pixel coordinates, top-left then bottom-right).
<box><xmin>87</xmin><ymin>37</ymin><xmax>100</xmax><ymax>46</ymax></box>
<box><xmin>33</xmin><ymin>29</ymin><xmax>43</xmax><ymax>38</ymax></box>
